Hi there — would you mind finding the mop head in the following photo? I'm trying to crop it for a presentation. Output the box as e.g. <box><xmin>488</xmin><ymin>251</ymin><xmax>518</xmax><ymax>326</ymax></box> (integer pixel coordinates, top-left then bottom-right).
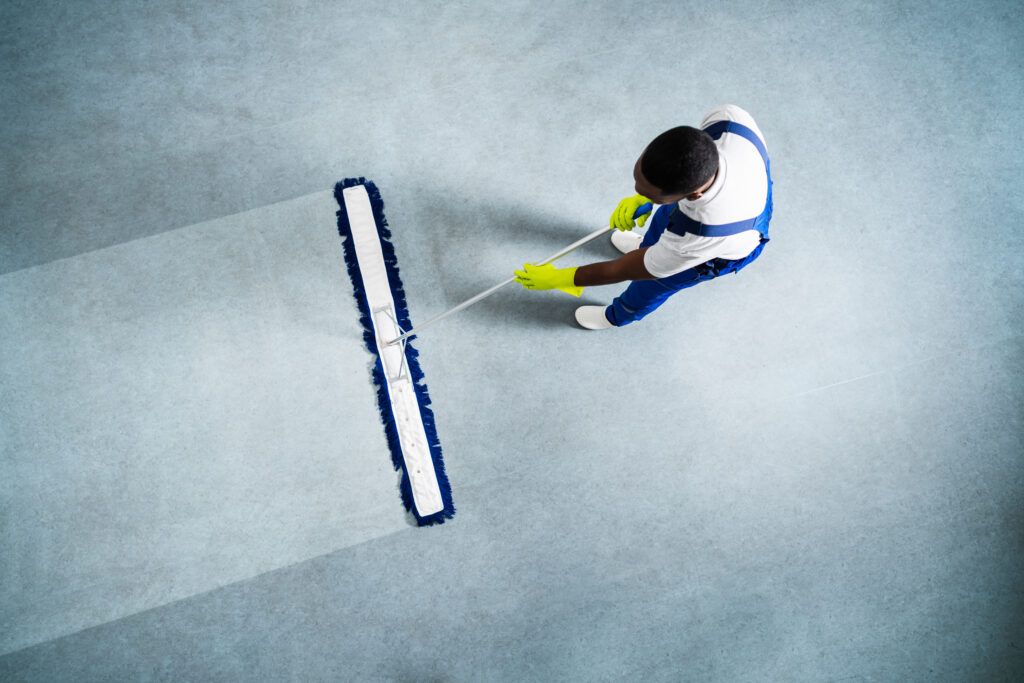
<box><xmin>334</xmin><ymin>178</ymin><xmax>454</xmax><ymax>526</ymax></box>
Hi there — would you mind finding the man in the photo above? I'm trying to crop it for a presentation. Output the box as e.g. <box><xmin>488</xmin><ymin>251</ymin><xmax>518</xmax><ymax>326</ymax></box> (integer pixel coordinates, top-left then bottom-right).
<box><xmin>513</xmin><ymin>104</ymin><xmax>772</xmax><ymax>330</ymax></box>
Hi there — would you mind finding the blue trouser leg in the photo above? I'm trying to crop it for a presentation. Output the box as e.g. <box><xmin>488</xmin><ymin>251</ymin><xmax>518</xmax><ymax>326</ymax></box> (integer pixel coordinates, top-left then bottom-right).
<box><xmin>606</xmin><ymin>266</ymin><xmax>713</xmax><ymax>326</ymax></box>
<box><xmin>607</xmin><ymin>205</ymin><xmax>691</xmax><ymax>326</ymax></box>
<box><xmin>605</xmin><ymin>205</ymin><xmax>768</xmax><ymax>327</ymax></box>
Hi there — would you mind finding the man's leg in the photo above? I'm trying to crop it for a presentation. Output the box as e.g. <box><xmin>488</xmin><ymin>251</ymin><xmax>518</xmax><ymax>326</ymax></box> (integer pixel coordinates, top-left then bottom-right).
<box><xmin>605</xmin><ymin>267</ymin><xmax>708</xmax><ymax>326</ymax></box>
<box><xmin>605</xmin><ymin>238</ymin><xmax>770</xmax><ymax>327</ymax></box>
<box><xmin>603</xmin><ymin>206</ymin><xmax>701</xmax><ymax>327</ymax></box>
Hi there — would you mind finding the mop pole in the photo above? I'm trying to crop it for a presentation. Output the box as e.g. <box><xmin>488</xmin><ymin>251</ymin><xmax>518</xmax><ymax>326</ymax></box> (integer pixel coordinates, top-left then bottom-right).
<box><xmin>386</xmin><ymin>203</ymin><xmax>651</xmax><ymax>346</ymax></box>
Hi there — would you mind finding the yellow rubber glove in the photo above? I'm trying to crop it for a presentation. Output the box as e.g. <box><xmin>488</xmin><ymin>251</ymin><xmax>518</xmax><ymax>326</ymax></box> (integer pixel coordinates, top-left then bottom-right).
<box><xmin>513</xmin><ymin>263</ymin><xmax>583</xmax><ymax>297</ymax></box>
<box><xmin>610</xmin><ymin>194</ymin><xmax>653</xmax><ymax>231</ymax></box>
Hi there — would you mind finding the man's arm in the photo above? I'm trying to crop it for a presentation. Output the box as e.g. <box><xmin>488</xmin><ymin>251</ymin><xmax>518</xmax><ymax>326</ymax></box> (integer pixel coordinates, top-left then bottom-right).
<box><xmin>574</xmin><ymin>247</ymin><xmax>657</xmax><ymax>287</ymax></box>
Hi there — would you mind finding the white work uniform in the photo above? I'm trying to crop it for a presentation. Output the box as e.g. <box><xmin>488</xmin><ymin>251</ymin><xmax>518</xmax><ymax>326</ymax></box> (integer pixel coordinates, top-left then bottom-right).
<box><xmin>643</xmin><ymin>104</ymin><xmax>770</xmax><ymax>279</ymax></box>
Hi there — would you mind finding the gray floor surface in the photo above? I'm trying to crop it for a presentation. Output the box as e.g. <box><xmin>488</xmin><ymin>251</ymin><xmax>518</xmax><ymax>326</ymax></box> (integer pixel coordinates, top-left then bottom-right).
<box><xmin>2</xmin><ymin>1</ymin><xmax>1022</xmax><ymax>681</ymax></box>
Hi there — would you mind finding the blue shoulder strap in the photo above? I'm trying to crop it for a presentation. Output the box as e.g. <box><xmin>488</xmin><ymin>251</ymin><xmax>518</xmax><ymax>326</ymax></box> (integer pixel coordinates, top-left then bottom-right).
<box><xmin>666</xmin><ymin>120</ymin><xmax>771</xmax><ymax>239</ymax></box>
<box><xmin>703</xmin><ymin>120</ymin><xmax>768</xmax><ymax>164</ymax></box>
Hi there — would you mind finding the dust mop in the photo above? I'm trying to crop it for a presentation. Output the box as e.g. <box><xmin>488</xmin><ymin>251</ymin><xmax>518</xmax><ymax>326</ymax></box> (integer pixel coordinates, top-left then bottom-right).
<box><xmin>335</xmin><ymin>177</ymin><xmax>651</xmax><ymax>525</ymax></box>
<box><xmin>335</xmin><ymin>178</ymin><xmax>453</xmax><ymax>526</ymax></box>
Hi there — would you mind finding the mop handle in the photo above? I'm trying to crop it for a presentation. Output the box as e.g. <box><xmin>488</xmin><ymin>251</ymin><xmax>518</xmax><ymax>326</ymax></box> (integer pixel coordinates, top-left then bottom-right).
<box><xmin>386</xmin><ymin>202</ymin><xmax>653</xmax><ymax>346</ymax></box>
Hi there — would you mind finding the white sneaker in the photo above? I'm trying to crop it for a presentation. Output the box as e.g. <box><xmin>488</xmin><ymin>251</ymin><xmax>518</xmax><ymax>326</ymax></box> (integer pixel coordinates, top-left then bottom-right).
<box><xmin>575</xmin><ymin>305</ymin><xmax>614</xmax><ymax>330</ymax></box>
<box><xmin>611</xmin><ymin>229</ymin><xmax>643</xmax><ymax>254</ymax></box>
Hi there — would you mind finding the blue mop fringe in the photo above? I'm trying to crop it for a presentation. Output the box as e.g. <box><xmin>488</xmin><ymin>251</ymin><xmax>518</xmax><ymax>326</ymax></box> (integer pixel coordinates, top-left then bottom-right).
<box><xmin>334</xmin><ymin>178</ymin><xmax>455</xmax><ymax>526</ymax></box>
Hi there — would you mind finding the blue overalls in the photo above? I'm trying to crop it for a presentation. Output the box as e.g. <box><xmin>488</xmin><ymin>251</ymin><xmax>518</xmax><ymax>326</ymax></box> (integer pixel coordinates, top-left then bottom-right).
<box><xmin>606</xmin><ymin>121</ymin><xmax>773</xmax><ymax>326</ymax></box>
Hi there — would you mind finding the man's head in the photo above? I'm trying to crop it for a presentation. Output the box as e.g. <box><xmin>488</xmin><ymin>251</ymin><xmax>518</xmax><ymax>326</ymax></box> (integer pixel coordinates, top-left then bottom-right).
<box><xmin>634</xmin><ymin>126</ymin><xmax>719</xmax><ymax>203</ymax></box>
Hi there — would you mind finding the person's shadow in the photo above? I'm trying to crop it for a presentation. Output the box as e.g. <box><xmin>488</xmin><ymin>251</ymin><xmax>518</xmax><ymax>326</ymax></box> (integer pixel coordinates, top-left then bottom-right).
<box><xmin>404</xmin><ymin>190</ymin><xmax>621</xmax><ymax>335</ymax></box>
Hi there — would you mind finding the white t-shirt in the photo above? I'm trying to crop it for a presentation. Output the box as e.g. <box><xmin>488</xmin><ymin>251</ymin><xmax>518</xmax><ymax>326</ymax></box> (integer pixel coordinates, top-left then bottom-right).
<box><xmin>643</xmin><ymin>105</ymin><xmax>769</xmax><ymax>279</ymax></box>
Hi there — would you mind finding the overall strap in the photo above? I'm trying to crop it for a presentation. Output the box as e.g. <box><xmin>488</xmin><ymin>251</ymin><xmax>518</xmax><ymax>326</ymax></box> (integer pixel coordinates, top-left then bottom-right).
<box><xmin>666</xmin><ymin>120</ymin><xmax>771</xmax><ymax>239</ymax></box>
<box><xmin>702</xmin><ymin>120</ymin><xmax>768</xmax><ymax>165</ymax></box>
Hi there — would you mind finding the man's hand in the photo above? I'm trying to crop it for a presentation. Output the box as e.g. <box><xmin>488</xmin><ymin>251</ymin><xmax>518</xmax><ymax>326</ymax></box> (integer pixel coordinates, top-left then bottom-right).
<box><xmin>513</xmin><ymin>263</ymin><xmax>583</xmax><ymax>297</ymax></box>
<box><xmin>610</xmin><ymin>194</ymin><xmax>654</xmax><ymax>231</ymax></box>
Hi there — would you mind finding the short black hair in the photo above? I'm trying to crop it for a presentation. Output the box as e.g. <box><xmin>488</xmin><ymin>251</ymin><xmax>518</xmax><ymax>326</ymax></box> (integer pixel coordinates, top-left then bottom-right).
<box><xmin>640</xmin><ymin>126</ymin><xmax>719</xmax><ymax>195</ymax></box>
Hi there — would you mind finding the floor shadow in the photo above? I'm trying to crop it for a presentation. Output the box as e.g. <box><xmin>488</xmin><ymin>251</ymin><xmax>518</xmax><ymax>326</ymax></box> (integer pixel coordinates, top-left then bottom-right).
<box><xmin>396</xmin><ymin>179</ymin><xmax>623</xmax><ymax>335</ymax></box>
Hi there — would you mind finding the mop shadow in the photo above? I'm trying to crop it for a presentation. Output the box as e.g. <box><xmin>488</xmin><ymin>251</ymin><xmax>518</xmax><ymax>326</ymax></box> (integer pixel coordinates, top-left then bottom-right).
<box><xmin>400</xmin><ymin>181</ymin><xmax>615</xmax><ymax>266</ymax></box>
<box><xmin>475</xmin><ymin>287</ymin><xmax>583</xmax><ymax>334</ymax></box>
<box><xmin>410</xmin><ymin>191</ymin><xmax>619</xmax><ymax>334</ymax></box>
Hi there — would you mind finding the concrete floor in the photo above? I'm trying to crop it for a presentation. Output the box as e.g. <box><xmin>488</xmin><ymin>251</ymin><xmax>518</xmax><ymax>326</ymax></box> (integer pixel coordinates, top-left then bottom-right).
<box><xmin>2</xmin><ymin>1</ymin><xmax>1022</xmax><ymax>681</ymax></box>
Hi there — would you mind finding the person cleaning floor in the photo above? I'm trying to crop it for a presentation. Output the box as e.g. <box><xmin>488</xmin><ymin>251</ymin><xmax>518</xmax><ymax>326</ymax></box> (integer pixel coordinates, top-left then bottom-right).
<box><xmin>514</xmin><ymin>104</ymin><xmax>773</xmax><ymax>329</ymax></box>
